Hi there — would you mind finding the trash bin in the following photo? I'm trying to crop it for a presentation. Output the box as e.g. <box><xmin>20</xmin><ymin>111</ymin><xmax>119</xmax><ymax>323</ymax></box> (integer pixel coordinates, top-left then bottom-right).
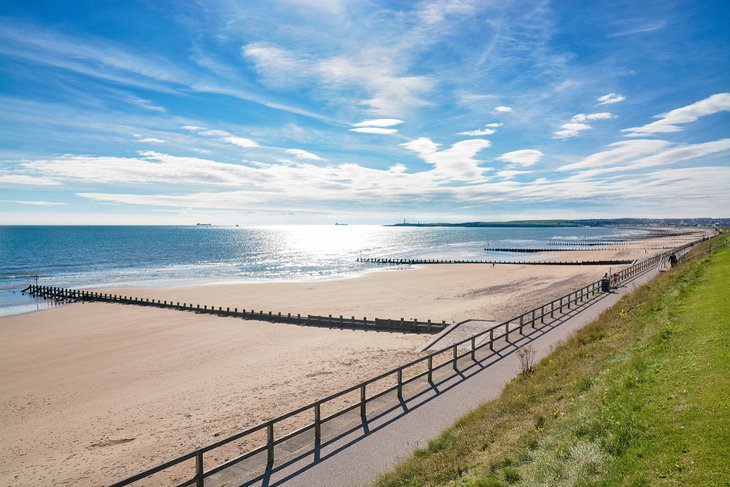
<box><xmin>601</xmin><ymin>276</ymin><xmax>611</xmax><ymax>292</ymax></box>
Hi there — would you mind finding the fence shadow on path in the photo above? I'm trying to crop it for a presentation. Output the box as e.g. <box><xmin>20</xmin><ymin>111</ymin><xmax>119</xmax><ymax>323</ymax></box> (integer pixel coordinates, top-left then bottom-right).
<box><xmin>225</xmin><ymin>274</ymin><xmax>648</xmax><ymax>487</ymax></box>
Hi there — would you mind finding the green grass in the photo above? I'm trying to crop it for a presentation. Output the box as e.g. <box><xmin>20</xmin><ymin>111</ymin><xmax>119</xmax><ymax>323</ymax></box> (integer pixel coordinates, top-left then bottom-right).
<box><xmin>374</xmin><ymin>235</ymin><xmax>729</xmax><ymax>487</ymax></box>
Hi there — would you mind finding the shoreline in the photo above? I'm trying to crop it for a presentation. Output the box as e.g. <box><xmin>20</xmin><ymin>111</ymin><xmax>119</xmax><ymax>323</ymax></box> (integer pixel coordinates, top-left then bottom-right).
<box><xmin>0</xmin><ymin>230</ymin><xmax>712</xmax><ymax>485</ymax></box>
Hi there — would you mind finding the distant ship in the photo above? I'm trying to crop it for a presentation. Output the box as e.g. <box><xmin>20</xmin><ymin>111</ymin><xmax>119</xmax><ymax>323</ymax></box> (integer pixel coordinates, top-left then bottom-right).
<box><xmin>334</xmin><ymin>223</ymin><xmax>348</xmax><ymax>226</ymax></box>
<box><xmin>195</xmin><ymin>223</ymin><xmax>212</xmax><ymax>226</ymax></box>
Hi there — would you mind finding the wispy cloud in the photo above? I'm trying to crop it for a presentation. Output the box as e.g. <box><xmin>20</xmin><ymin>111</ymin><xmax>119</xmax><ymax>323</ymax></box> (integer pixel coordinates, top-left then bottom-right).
<box><xmin>285</xmin><ymin>148</ymin><xmax>324</xmax><ymax>160</ymax></box>
<box><xmin>494</xmin><ymin>106</ymin><xmax>512</xmax><ymax>113</ymax></box>
<box><xmin>0</xmin><ymin>199</ymin><xmax>65</xmax><ymax>206</ymax></box>
<box><xmin>400</xmin><ymin>137</ymin><xmax>492</xmax><ymax>181</ymax></box>
<box><xmin>496</xmin><ymin>169</ymin><xmax>532</xmax><ymax>179</ymax></box>
<box><xmin>183</xmin><ymin>125</ymin><xmax>259</xmax><ymax>148</ymax></box>
<box><xmin>597</xmin><ymin>93</ymin><xmax>625</xmax><ymax>105</ymax></box>
<box><xmin>352</xmin><ymin>119</ymin><xmax>404</xmax><ymax>128</ymax></box>
<box><xmin>497</xmin><ymin>149</ymin><xmax>543</xmax><ymax>167</ymax></box>
<box><xmin>242</xmin><ymin>42</ymin><xmax>433</xmax><ymax>115</ymax></box>
<box><xmin>571</xmin><ymin>112</ymin><xmax>614</xmax><ymax>122</ymax></box>
<box><xmin>553</xmin><ymin>122</ymin><xmax>592</xmax><ymax>139</ymax></box>
<box><xmin>559</xmin><ymin>139</ymin><xmax>670</xmax><ymax>171</ymax></box>
<box><xmin>0</xmin><ymin>22</ymin><xmax>334</xmax><ymax>124</ymax></box>
<box><xmin>458</xmin><ymin>127</ymin><xmax>496</xmax><ymax>136</ymax></box>
<box><xmin>350</xmin><ymin>127</ymin><xmax>399</xmax><ymax>134</ymax></box>
<box><xmin>0</xmin><ymin>174</ymin><xmax>61</xmax><ymax>186</ymax></box>
<box><xmin>622</xmin><ymin>93</ymin><xmax>730</xmax><ymax>136</ymax></box>
<box><xmin>133</xmin><ymin>134</ymin><xmax>165</xmax><ymax>144</ymax></box>
<box><xmin>554</xmin><ymin>112</ymin><xmax>615</xmax><ymax>138</ymax></box>
<box><xmin>609</xmin><ymin>20</ymin><xmax>666</xmax><ymax>38</ymax></box>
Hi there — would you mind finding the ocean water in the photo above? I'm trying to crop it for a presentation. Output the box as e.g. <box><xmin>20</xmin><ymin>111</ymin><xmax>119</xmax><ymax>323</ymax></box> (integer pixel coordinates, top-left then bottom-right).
<box><xmin>0</xmin><ymin>225</ymin><xmax>642</xmax><ymax>317</ymax></box>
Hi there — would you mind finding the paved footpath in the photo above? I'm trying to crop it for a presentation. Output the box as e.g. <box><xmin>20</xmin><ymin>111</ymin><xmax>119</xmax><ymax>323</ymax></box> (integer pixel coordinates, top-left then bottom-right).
<box><xmin>222</xmin><ymin>265</ymin><xmax>662</xmax><ymax>487</ymax></box>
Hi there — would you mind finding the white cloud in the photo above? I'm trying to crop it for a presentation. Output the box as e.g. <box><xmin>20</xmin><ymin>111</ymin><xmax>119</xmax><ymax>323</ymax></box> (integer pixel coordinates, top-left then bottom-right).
<box><xmin>559</xmin><ymin>139</ymin><xmax>670</xmax><ymax>171</ymax></box>
<box><xmin>554</xmin><ymin>112</ymin><xmax>615</xmax><ymax>138</ymax></box>
<box><xmin>400</xmin><ymin>137</ymin><xmax>440</xmax><ymax>156</ymax></box>
<box><xmin>571</xmin><ymin>112</ymin><xmax>614</xmax><ymax>122</ymax></box>
<box><xmin>352</xmin><ymin>119</ymin><xmax>404</xmax><ymax>128</ymax></box>
<box><xmin>139</xmin><ymin>137</ymin><xmax>165</xmax><ymax>143</ymax></box>
<box><xmin>419</xmin><ymin>0</ymin><xmax>476</xmax><ymax>25</ymax></box>
<box><xmin>186</xmin><ymin>126</ymin><xmax>260</xmax><ymax>148</ymax></box>
<box><xmin>285</xmin><ymin>148</ymin><xmax>324</xmax><ymax>161</ymax></box>
<box><xmin>242</xmin><ymin>42</ymin><xmax>433</xmax><ymax>115</ymax></box>
<box><xmin>597</xmin><ymin>93</ymin><xmax>625</xmax><ymax>105</ymax></box>
<box><xmin>496</xmin><ymin>170</ymin><xmax>532</xmax><ymax>179</ymax></box>
<box><xmin>456</xmin><ymin>92</ymin><xmax>497</xmax><ymax>107</ymax></box>
<box><xmin>0</xmin><ymin>174</ymin><xmax>61</xmax><ymax>186</ymax></box>
<box><xmin>401</xmin><ymin>137</ymin><xmax>492</xmax><ymax>181</ymax></box>
<box><xmin>458</xmin><ymin>128</ymin><xmax>496</xmax><ymax>136</ymax></box>
<box><xmin>494</xmin><ymin>106</ymin><xmax>512</xmax><ymax>113</ymax></box>
<box><xmin>622</xmin><ymin>93</ymin><xmax>730</xmax><ymax>136</ymax></box>
<box><xmin>223</xmin><ymin>136</ymin><xmax>259</xmax><ymax>148</ymax></box>
<box><xmin>497</xmin><ymin>149</ymin><xmax>543</xmax><ymax>167</ymax></box>
<box><xmin>350</xmin><ymin>127</ymin><xmax>399</xmax><ymax>134</ymax></box>
<box><xmin>0</xmin><ymin>200</ymin><xmax>66</xmax><ymax>206</ymax></box>
<box><xmin>553</xmin><ymin>122</ymin><xmax>592</xmax><ymax>139</ymax></box>
<box><xmin>485</xmin><ymin>123</ymin><xmax>503</xmax><ymax>128</ymax></box>
<box><xmin>569</xmin><ymin>138</ymin><xmax>730</xmax><ymax>179</ymax></box>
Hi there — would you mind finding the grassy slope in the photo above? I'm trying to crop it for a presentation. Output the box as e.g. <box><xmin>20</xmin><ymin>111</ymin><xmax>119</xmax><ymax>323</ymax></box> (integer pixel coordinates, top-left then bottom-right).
<box><xmin>374</xmin><ymin>236</ymin><xmax>729</xmax><ymax>487</ymax></box>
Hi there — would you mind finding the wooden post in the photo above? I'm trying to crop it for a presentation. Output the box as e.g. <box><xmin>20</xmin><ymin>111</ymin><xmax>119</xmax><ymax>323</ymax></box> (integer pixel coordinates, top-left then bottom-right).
<box><xmin>314</xmin><ymin>403</ymin><xmax>321</xmax><ymax>448</ymax></box>
<box><xmin>471</xmin><ymin>337</ymin><xmax>476</xmax><ymax>361</ymax></box>
<box><xmin>397</xmin><ymin>369</ymin><xmax>403</xmax><ymax>401</ymax></box>
<box><xmin>519</xmin><ymin>314</ymin><xmax>525</xmax><ymax>335</ymax></box>
<box><xmin>266</xmin><ymin>423</ymin><xmax>274</xmax><ymax>466</ymax></box>
<box><xmin>427</xmin><ymin>355</ymin><xmax>433</xmax><ymax>383</ymax></box>
<box><xmin>195</xmin><ymin>452</ymin><xmax>204</xmax><ymax>487</ymax></box>
<box><xmin>360</xmin><ymin>384</ymin><xmax>367</xmax><ymax>420</ymax></box>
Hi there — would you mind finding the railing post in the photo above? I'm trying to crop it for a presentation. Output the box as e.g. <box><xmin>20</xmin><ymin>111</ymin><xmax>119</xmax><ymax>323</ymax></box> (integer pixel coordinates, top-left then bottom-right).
<box><xmin>452</xmin><ymin>345</ymin><xmax>458</xmax><ymax>370</ymax></box>
<box><xmin>314</xmin><ymin>403</ymin><xmax>321</xmax><ymax>449</ymax></box>
<box><xmin>195</xmin><ymin>451</ymin><xmax>204</xmax><ymax>487</ymax></box>
<box><xmin>471</xmin><ymin>337</ymin><xmax>476</xmax><ymax>361</ymax></box>
<box><xmin>360</xmin><ymin>384</ymin><xmax>367</xmax><ymax>420</ymax></box>
<box><xmin>489</xmin><ymin>328</ymin><xmax>494</xmax><ymax>351</ymax></box>
<box><xmin>267</xmin><ymin>422</ymin><xmax>274</xmax><ymax>466</ymax></box>
<box><xmin>519</xmin><ymin>314</ymin><xmax>525</xmax><ymax>335</ymax></box>
<box><xmin>397</xmin><ymin>369</ymin><xmax>403</xmax><ymax>401</ymax></box>
<box><xmin>428</xmin><ymin>355</ymin><xmax>433</xmax><ymax>383</ymax></box>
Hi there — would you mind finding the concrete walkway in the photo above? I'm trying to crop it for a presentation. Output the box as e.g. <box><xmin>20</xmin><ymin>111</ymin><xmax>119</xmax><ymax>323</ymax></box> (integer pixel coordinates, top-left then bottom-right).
<box><xmin>212</xmin><ymin>265</ymin><xmax>661</xmax><ymax>487</ymax></box>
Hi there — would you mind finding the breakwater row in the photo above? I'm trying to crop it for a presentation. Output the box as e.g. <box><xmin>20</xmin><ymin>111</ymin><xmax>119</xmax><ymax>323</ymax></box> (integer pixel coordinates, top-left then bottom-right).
<box><xmin>356</xmin><ymin>257</ymin><xmax>634</xmax><ymax>265</ymax></box>
<box><xmin>21</xmin><ymin>285</ymin><xmax>447</xmax><ymax>334</ymax></box>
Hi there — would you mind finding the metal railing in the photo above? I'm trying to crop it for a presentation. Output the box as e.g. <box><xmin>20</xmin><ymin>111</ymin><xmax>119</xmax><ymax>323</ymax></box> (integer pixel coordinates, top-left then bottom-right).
<box><xmin>105</xmin><ymin>237</ymin><xmax>711</xmax><ymax>487</ymax></box>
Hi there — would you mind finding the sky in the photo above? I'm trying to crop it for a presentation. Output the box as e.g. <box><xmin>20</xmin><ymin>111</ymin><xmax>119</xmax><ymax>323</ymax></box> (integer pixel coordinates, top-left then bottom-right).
<box><xmin>1</xmin><ymin>0</ymin><xmax>729</xmax><ymax>225</ymax></box>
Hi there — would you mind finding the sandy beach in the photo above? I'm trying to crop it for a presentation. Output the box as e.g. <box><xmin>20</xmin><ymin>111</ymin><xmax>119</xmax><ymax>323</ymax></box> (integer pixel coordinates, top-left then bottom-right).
<box><xmin>0</xmin><ymin>231</ymin><xmax>706</xmax><ymax>486</ymax></box>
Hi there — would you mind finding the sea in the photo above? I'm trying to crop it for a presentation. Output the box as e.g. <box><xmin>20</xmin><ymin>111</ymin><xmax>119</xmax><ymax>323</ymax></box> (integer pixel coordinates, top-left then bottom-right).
<box><xmin>0</xmin><ymin>225</ymin><xmax>645</xmax><ymax>317</ymax></box>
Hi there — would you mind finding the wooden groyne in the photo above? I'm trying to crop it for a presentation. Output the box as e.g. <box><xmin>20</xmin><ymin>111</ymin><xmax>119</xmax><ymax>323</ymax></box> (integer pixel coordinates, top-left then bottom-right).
<box><xmin>357</xmin><ymin>257</ymin><xmax>634</xmax><ymax>265</ymax></box>
<box><xmin>483</xmin><ymin>246</ymin><xmax>623</xmax><ymax>253</ymax></box>
<box><xmin>21</xmin><ymin>285</ymin><xmax>447</xmax><ymax>334</ymax></box>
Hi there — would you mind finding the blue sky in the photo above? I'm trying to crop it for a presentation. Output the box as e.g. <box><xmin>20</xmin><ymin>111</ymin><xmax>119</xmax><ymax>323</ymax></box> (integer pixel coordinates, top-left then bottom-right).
<box><xmin>1</xmin><ymin>0</ymin><xmax>729</xmax><ymax>224</ymax></box>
